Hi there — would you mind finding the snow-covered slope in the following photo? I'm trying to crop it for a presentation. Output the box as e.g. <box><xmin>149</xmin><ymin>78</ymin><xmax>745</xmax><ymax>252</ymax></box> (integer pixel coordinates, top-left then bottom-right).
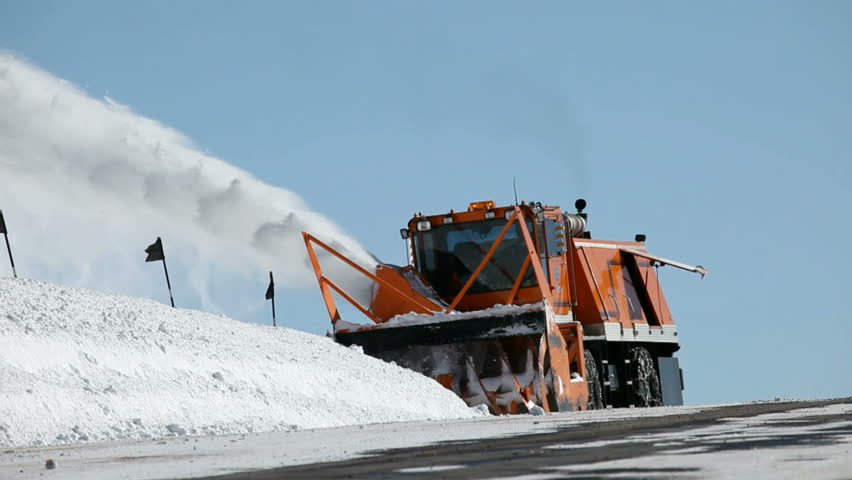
<box><xmin>0</xmin><ymin>278</ymin><xmax>480</xmax><ymax>448</ymax></box>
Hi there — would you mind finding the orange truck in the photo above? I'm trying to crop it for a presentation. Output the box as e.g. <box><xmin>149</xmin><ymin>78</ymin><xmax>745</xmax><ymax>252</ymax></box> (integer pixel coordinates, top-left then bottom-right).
<box><xmin>303</xmin><ymin>199</ymin><xmax>706</xmax><ymax>413</ymax></box>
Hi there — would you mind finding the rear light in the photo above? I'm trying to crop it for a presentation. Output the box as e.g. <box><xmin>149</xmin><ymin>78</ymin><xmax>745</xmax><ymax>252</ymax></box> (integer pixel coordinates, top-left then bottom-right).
<box><xmin>417</xmin><ymin>220</ymin><xmax>432</xmax><ymax>231</ymax></box>
<box><xmin>484</xmin><ymin>210</ymin><xmax>495</xmax><ymax>219</ymax></box>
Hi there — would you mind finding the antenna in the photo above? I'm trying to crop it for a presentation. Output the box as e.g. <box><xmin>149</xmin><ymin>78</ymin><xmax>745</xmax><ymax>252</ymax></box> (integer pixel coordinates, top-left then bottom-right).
<box><xmin>513</xmin><ymin>177</ymin><xmax>519</xmax><ymax>205</ymax></box>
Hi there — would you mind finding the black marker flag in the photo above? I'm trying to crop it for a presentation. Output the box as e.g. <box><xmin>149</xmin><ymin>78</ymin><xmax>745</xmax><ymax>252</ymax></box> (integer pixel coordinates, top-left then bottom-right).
<box><xmin>265</xmin><ymin>271</ymin><xmax>276</xmax><ymax>326</ymax></box>
<box><xmin>145</xmin><ymin>237</ymin><xmax>165</xmax><ymax>262</ymax></box>
<box><xmin>144</xmin><ymin>237</ymin><xmax>174</xmax><ymax>307</ymax></box>
<box><xmin>0</xmin><ymin>210</ymin><xmax>16</xmax><ymax>278</ymax></box>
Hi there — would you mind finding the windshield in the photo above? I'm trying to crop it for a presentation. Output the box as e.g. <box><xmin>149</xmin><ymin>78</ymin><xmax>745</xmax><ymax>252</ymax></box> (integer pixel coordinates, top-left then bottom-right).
<box><xmin>413</xmin><ymin>218</ymin><xmax>537</xmax><ymax>299</ymax></box>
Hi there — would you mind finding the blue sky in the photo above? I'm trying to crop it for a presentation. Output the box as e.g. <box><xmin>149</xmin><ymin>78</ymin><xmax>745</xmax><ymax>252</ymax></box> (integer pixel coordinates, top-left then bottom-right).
<box><xmin>2</xmin><ymin>1</ymin><xmax>850</xmax><ymax>404</ymax></box>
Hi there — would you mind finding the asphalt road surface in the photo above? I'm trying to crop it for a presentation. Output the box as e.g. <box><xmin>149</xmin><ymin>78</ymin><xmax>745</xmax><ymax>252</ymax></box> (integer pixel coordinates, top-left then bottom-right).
<box><xmin>205</xmin><ymin>398</ymin><xmax>852</xmax><ymax>480</ymax></box>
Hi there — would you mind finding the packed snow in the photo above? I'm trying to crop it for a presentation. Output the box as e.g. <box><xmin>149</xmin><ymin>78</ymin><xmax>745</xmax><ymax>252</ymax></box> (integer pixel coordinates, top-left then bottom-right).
<box><xmin>0</xmin><ymin>404</ymin><xmax>710</xmax><ymax>479</ymax></box>
<box><xmin>530</xmin><ymin>403</ymin><xmax>852</xmax><ymax>479</ymax></box>
<box><xmin>356</xmin><ymin>302</ymin><xmax>545</xmax><ymax>330</ymax></box>
<box><xmin>0</xmin><ymin>278</ymin><xmax>482</xmax><ymax>449</ymax></box>
<box><xmin>2</xmin><ymin>402</ymin><xmax>849</xmax><ymax>480</ymax></box>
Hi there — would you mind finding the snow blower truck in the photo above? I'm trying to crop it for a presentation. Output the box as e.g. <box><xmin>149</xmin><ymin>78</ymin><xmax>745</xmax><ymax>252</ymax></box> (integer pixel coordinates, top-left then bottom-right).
<box><xmin>303</xmin><ymin>200</ymin><xmax>706</xmax><ymax>414</ymax></box>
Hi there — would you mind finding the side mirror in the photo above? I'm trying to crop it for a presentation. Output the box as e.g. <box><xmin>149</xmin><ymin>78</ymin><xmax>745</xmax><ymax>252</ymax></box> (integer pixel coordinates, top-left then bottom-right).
<box><xmin>400</xmin><ymin>228</ymin><xmax>410</xmax><ymax>240</ymax></box>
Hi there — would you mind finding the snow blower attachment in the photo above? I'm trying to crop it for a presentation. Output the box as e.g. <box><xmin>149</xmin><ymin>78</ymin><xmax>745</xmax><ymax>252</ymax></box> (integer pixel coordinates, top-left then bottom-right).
<box><xmin>304</xmin><ymin>200</ymin><xmax>706</xmax><ymax>414</ymax></box>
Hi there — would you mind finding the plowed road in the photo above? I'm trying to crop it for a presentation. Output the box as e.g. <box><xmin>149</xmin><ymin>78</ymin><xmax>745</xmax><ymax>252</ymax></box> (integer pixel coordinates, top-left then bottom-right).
<box><xmin>207</xmin><ymin>398</ymin><xmax>852</xmax><ymax>480</ymax></box>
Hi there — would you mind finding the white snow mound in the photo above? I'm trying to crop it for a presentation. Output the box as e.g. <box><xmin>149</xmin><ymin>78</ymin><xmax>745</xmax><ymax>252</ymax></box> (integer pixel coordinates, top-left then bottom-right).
<box><xmin>0</xmin><ymin>278</ymin><xmax>482</xmax><ymax>448</ymax></box>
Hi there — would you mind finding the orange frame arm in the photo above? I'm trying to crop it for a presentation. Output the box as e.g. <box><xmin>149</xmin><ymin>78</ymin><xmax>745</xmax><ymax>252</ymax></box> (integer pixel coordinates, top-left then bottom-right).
<box><xmin>445</xmin><ymin>206</ymin><xmax>553</xmax><ymax>312</ymax></box>
<box><xmin>303</xmin><ymin>232</ymin><xmax>442</xmax><ymax>326</ymax></box>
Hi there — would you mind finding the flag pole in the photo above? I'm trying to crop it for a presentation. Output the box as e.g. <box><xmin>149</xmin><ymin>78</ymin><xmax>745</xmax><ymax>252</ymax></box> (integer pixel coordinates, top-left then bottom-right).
<box><xmin>162</xmin><ymin>258</ymin><xmax>175</xmax><ymax>308</ymax></box>
<box><xmin>3</xmin><ymin>232</ymin><xmax>15</xmax><ymax>278</ymax></box>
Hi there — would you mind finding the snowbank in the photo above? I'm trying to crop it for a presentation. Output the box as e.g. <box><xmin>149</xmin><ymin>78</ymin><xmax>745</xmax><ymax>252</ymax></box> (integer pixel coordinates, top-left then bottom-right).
<box><xmin>0</xmin><ymin>278</ymin><xmax>481</xmax><ymax>448</ymax></box>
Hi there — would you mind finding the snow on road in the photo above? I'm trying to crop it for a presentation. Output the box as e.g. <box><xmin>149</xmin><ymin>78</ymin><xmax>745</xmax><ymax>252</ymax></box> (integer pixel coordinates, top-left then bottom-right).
<box><xmin>0</xmin><ymin>278</ymin><xmax>481</xmax><ymax>449</ymax></box>
<box><xmin>524</xmin><ymin>403</ymin><xmax>852</xmax><ymax>480</ymax></box>
<box><xmin>2</xmin><ymin>402</ymin><xmax>849</xmax><ymax>480</ymax></box>
<box><xmin>0</xmin><ymin>405</ymin><xmax>709</xmax><ymax>479</ymax></box>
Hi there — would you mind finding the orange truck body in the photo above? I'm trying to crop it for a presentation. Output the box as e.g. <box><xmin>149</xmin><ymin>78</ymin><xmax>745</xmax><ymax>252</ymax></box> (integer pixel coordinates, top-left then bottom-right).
<box><xmin>304</xmin><ymin>200</ymin><xmax>705</xmax><ymax>414</ymax></box>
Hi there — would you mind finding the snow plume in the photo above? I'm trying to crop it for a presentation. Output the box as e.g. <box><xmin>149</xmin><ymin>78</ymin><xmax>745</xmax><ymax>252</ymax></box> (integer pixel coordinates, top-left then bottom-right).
<box><xmin>0</xmin><ymin>52</ymin><xmax>376</xmax><ymax>309</ymax></box>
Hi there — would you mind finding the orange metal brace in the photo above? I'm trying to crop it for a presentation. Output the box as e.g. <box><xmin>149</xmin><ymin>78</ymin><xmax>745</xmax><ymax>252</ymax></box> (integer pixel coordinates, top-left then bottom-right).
<box><xmin>445</xmin><ymin>210</ymin><xmax>521</xmax><ymax>312</ymax></box>
<box><xmin>446</xmin><ymin>207</ymin><xmax>553</xmax><ymax>312</ymax></box>
<box><xmin>506</xmin><ymin>256</ymin><xmax>531</xmax><ymax>304</ymax></box>
<box><xmin>303</xmin><ymin>232</ymin><xmax>442</xmax><ymax>325</ymax></box>
<box><xmin>514</xmin><ymin>207</ymin><xmax>554</xmax><ymax>306</ymax></box>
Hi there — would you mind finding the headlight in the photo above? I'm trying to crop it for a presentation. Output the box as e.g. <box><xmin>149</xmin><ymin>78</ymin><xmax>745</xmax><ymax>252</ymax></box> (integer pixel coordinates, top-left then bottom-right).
<box><xmin>504</xmin><ymin>210</ymin><xmax>515</xmax><ymax>220</ymax></box>
<box><xmin>484</xmin><ymin>210</ymin><xmax>495</xmax><ymax>219</ymax></box>
<box><xmin>417</xmin><ymin>220</ymin><xmax>432</xmax><ymax>231</ymax></box>
<box><xmin>442</xmin><ymin>216</ymin><xmax>454</xmax><ymax>224</ymax></box>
